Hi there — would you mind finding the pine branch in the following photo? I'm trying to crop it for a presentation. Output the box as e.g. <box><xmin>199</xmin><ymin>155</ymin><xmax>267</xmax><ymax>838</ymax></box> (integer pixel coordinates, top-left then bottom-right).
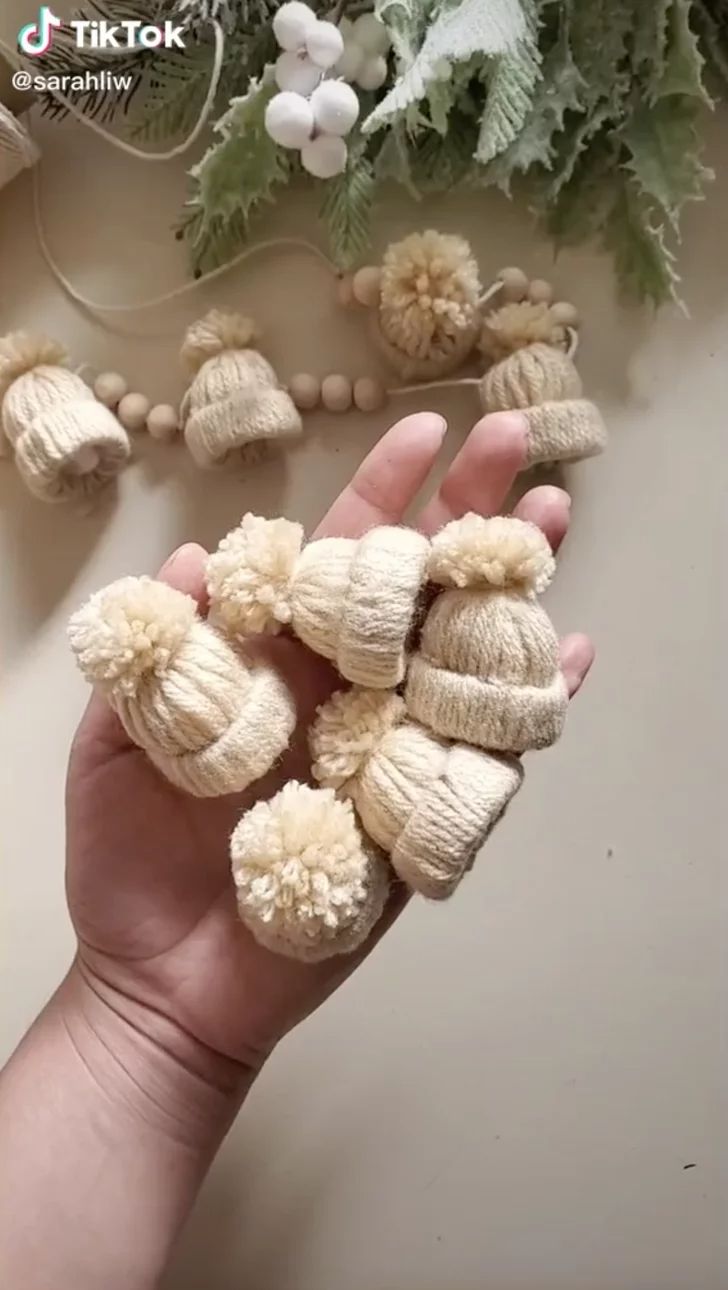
<box><xmin>320</xmin><ymin>150</ymin><xmax>376</xmax><ymax>267</ymax></box>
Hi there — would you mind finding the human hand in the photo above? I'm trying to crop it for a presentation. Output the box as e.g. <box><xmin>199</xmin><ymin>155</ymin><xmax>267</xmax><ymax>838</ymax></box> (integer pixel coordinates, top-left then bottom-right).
<box><xmin>66</xmin><ymin>411</ymin><xmax>593</xmax><ymax>1094</ymax></box>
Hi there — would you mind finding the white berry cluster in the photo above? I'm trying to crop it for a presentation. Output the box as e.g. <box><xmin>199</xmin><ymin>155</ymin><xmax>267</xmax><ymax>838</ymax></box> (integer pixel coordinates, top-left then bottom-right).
<box><xmin>264</xmin><ymin>3</ymin><xmax>390</xmax><ymax>180</ymax></box>
<box><xmin>336</xmin><ymin>12</ymin><xmax>391</xmax><ymax>91</ymax></box>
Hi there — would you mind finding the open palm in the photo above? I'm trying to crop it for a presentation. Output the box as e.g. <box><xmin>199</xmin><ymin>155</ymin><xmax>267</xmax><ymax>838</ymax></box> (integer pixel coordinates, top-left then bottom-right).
<box><xmin>66</xmin><ymin>411</ymin><xmax>594</xmax><ymax>1071</ymax></box>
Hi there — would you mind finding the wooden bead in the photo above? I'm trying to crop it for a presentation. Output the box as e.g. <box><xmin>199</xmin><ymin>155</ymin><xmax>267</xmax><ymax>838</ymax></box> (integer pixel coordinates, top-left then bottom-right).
<box><xmin>353</xmin><ymin>376</ymin><xmax>386</xmax><ymax>413</ymax></box>
<box><xmin>497</xmin><ymin>266</ymin><xmax>529</xmax><ymax>302</ymax></box>
<box><xmin>337</xmin><ymin>274</ymin><xmax>356</xmax><ymax>308</ymax></box>
<box><xmin>117</xmin><ymin>392</ymin><xmax>151</xmax><ymax>432</ymax></box>
<box><xmin>352</xmin><ymin>266</ymin><xmax>382</xmax><ymax>308</ymax></box>
<box><xmin>94</xmin><ymin>371</ymin><xmax>128</xmax><ymax>409</ymax></box>
<box><xmin>528</xmin><ymin>278</ymin><xmax>554</xmax><ymax>305</ymax></box>
<box><xmin>146</xmin><ymin>404</ymin><xmax>179</xmax><ymax>441</ymax></box>
<box><xmin>289</xmin><ymin>373</ymin><xmax>321</xmax><ymax>410</ymax></box>
<box><xmin>321</xmin><ymin>374</ymin><xmax>353</xmax><ymax>413</ymax></box>
<box><xmin>550</xmin><ymin>301</ymin><xmax>580</xmax><ymax>327</ymax></box>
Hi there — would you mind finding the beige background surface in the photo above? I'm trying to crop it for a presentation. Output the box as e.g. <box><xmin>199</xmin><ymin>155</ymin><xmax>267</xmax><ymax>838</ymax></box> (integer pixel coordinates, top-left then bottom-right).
<box><xmin>0</xmin><ymin>9</ymin><xmax>725</xmax><ymax>1288</ymax></box>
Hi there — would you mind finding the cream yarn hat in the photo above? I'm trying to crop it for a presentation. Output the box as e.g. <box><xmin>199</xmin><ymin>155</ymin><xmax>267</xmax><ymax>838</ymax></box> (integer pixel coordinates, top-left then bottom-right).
<box><xmin>231</xmin><ymin>782</ymin><xmax>389</xmax><ymax>961</ymax></box>
<box><xmin>180</xmin><ymin>310</ymin><xmax>302</xmax><ymax>467</ymax></box>
<box><xmin>406</xmin><ymin>514</ymin><xmax>568</xmax><ymax>753</ymax></box>
<box><xmin>0</xmin><ymin>333</ymin><xmax>130</xmax><ymax>502</ymax></box>
<box><xmin>206</xmin><ymin>513</ymin><xmax>430</xmax><ymax>688</ymax></box>
<box><xmin>311</xmin><ymin>688</ymin><xmax>523</xmax><ymax>900</ymax></box>
<box><xmin>356</xmin><ymin>230</ymin><xmax>481</xmax><ymax>381</ymax></box>
<box><xmin>479</xmin><ymin>303</ymin><xmax>606</xmax><ymax>467</ymax></box>
<box><xmin>68</xmin><ymin>576</ymin><xmax>296</xmax><ymax>796</ymax></box>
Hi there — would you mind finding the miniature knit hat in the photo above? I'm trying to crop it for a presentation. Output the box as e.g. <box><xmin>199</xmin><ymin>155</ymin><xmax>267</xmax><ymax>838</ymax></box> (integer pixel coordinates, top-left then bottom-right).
<box><xmin>180</xmin><ymin>310</ymin><xmax>302</xmax><ymax>468</ymax></box>
<box><xmin>478</xmin><ymin>303</ymin><xmax>606</xmax><ymax>467</ymax></box>
<box><xmin>365</xmin><ymin>230</ymin><xmax>481</xmax><ymax>381</ymax></box>
<box><xmin>68</xmin><ymin>576</ymin><xmax>296</xmax><ymax>796</ymax></box>
<box><xmin>0</xmin><ymin>333</ymin><xmax>130</xmax><ymax>502</ymax></box>
<box><xmin>231</xmin><ymin>781</ymin><xmax>390</xmax><ymax>961</ymax></box>
<box><xmin>311</xmin><ymin>688</ymin><xmax>523</xmax><ymax>900</ymax></box>
<box><xmin>206</xmin><ymin>513</ymin><xmax>430</xmax><ymax>689</ymax></box>
<box><xmin>405</xmin><ymin>514</ymin><xmax>568</xmax><ymax>753</ymax></box>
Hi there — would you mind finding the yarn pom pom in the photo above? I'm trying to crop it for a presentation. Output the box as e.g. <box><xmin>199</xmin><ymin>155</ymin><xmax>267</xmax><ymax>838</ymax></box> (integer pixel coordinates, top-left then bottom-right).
<box><xmin>68</xmin><ymin>576</ymin><xmax>196</xmax><ymax>697</ymax></box>
<box><xmin>311</xmin><ymin>688</ymin><xmax>406</xmax><ymax>789</ymax></box>
<box><xmin>180</xmin><ymin>310</ymin><xmax>257</xmax><ymax>374</ymax></box>
<box><xmin>206</xmin><ymin>513</ymin><xmax>304</xmax><ymax>637</ymax></box>
<box><xmin>479</xmin><ymin>301</ymin><xmax>568</xmax><ymax>363</ymax></box>
<box><xmin>428</xmin><ymin>514</ymin><xmax>555</xmax><ymax>593</ymax></box>
<box><xmin>0</xmin><ymin>332</ymin><xmax>67</xmax><ymax>402</ymax></box>
<box><xmin>231</xmin><ymin>782</ymin><xmax>389</xmax><ymax>962</ymax></box>
<box><xmin>379</xmin><ymin>230</ymin><xmax>480</xmax><ymax>359</ymax></box>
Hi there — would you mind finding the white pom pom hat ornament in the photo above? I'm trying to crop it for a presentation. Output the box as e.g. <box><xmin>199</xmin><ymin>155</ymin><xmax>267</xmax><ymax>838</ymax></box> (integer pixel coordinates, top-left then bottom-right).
<box><xmin>265</xmin><ymin>91</ymin><xmax>314</xmax><ymax>148</ymax></box>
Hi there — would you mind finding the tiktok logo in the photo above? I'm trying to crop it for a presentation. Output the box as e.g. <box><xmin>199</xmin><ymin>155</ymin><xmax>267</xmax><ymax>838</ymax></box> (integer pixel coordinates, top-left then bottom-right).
<box><xmin>17</xmin><ymin>6</ymin><xmax>62</xmax><ymax>56</ymax></box>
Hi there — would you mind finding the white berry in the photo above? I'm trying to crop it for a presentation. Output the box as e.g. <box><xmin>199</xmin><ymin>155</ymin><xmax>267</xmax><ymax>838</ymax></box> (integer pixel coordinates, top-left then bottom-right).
<box><xmin>310</xmin><ymin>80</ymin><xmax>359</xmax><ymax>137</ymax></box>
<box><xmin>335</xmin><ymin>39</ymin><xmax>365</xmax><ymax>82</ymax></box>
<box><xmin>275</xmin><ymin>50</ymin><xmax>321</xmax><ymax>95</ymax></box>
<box><xmin>305</xmin><ymin>20</ymin><xmax>344</xmax><ymax>70</ymax></box>
<box><xmin>300</xmin><ymin>134</ymin><xmax>348</xmax><ymax>179</ymax></box>
<box><xmin>265</xmin><ymin>91</ymin><xmax>314</xmax><ymax>148</ymax></box>
<box><xmin>273</xmin><ymin>2</ymin><xmax>317</xmax><ymax>52</ymax></box>
<box><xmin>356</xmin><ymin>54</ymin><xmax>388</xmax><ymax>91</ymax></box>
<box><xmin>353</xmin><ymin>13</ymin><xmax>391</xmax><ymax>56</ymax></box>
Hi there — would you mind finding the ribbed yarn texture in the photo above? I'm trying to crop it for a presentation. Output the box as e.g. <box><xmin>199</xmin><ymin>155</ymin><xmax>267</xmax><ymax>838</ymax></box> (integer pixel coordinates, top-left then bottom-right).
<box><xmin>0</xmin><ymin>333</ymin><xmax>130</xmax><ymax>502</ymax></box>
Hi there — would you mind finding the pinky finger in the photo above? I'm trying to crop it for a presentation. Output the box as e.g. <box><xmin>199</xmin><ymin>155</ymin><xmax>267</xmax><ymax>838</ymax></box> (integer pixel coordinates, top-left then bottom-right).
<box><xmin>560</xmin><ymin>633</ymin><xmax>595</xmax><ymax>699</ymax></box>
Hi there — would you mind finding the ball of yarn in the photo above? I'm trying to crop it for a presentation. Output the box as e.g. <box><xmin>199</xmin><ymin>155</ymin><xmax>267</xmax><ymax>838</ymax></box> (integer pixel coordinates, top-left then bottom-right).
<box><xmin>231</xmin><ymin>782</ymin><xmax>389</xmax><ymax>962</ymax></box>
<box><xmin>69</xmin><ymin>575</ymin><xmax>297</xmax><ymax>796</ymax></box>
<box><xmin>428</xmin><ymin>514</ymin><xmax>555</xmax><ymax>593</ymax></box>
<box><xmin>376</xmin><ymin>230</ymin><xmax>481</xmax><ymax>380</ymax></box>
<box><xmin>479</xmin><ymin>302</ymin><xmax>568</xmax><ymax>364</ymax></box>
<box><xmin>311</xmin><ymin>688</ymin><xmax>406</xmax><ymax>788</ymax></box>
<box><xmin>207</xmin><ymin>512</ymin><xmax>304</xmax><ymax>636</ymax></box>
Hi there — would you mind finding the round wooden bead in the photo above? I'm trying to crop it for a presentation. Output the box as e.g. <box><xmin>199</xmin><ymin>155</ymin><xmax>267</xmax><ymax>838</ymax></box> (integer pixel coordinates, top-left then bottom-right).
<box><xmin>337</xmin><ymin>274</ymin><xmax>356</xmax><ymax>308</ymax></box>
<box><xmin>497</xmin><ymin>266</ymin><xmax>529</xmax><ymax>302</ymax></box>
<box><xmin>146</xmin><ymin>404</ymin><xmax>179</xmax><ymax>441</ymax></box>
<box><xmin>353</xmin><ymin>376</ymin><xmax>386</xmax><ymax>413</ymax></box>
<box><xmin>289</xmin><ymin>372</ymin><xmax>321</xmax><ymax>410</ymax></box>
<box><xmin>528</xmin><ymin>278</ymin><xmax>554</xmax><ymax>305</ymax></box>
<box><xmin>94</xmin><ymin>371</ymin><xmax>128</xmax><ymax>408</ymax></box>
<box><xmin>117</xmin><ymin>392</ymin><xmax>151</xmax><ymax>432</ymax></box>
<box><xmin>352</xmin><ymin>265</ymin><xmax>382</xmax><ymax>308</ymax></box>
<box><xmin>321</xmin><ymin>374</ymin><xmax>353</xmax><ymax>413</ymax></box>
<box><xmin>550</xmin><ymin>300</ymin><xmax>580</xmax><ymax>327</ymax></box>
